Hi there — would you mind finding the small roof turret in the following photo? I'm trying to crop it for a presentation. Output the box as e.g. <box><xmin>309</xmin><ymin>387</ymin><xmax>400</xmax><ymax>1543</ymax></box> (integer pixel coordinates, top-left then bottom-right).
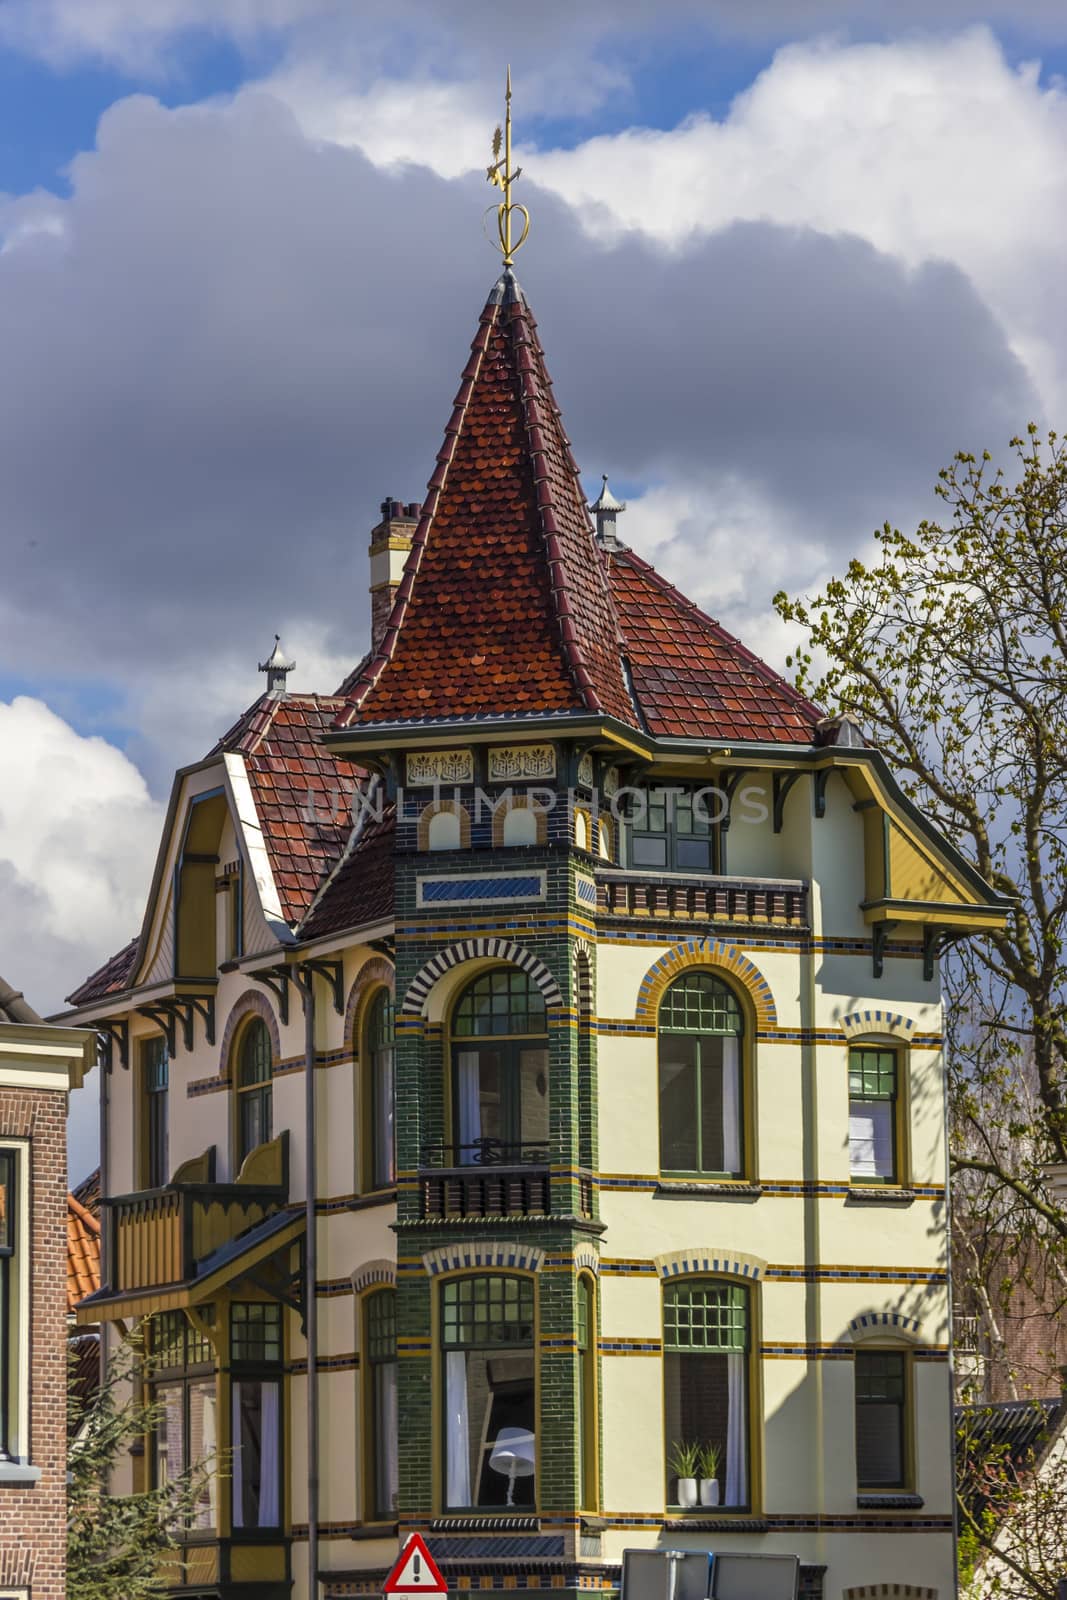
<box><xmin>258</xmin><ymin>635</ymin><xmax>296</xmax><ymax>696</ymax></box>
<box><xmin>590</xmin><ymin>475</ymin><xmax>627</xmax><ymax>550</ymax></box>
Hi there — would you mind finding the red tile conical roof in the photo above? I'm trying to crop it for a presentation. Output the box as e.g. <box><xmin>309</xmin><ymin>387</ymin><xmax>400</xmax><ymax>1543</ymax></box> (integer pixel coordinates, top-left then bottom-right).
<box><xmin>336</xmin><ymin>271</ymin><xmax>636</xmax><ymax>728</ymax></box>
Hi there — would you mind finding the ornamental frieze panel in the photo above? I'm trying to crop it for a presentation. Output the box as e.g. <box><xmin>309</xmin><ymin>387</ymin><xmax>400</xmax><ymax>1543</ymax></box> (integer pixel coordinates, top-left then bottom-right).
<box><xmin>487</xmin><ymin>743</ymin><xmax>556</xmax><ymax>782</ymax></box>
<box><xmin>406</xmin><ymin>749</ymin><xmax>474</xmax><ymax>786</ymax></box>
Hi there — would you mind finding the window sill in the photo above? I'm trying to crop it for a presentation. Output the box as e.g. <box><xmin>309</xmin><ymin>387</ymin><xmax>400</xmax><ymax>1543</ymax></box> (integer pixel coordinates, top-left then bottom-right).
<box><xmin>656</xmin><ymin>1180</ymin><xmax>761</xmax><ymax>1199</ymax></box>
<box><xmin>846</xmin><ymin>1186</ymin><xmax>916</xmax><ymax>1205</ymax></box>
<box><xmin>349</xmin><ymin>1187</ymin><xmax>398</xmax><ymax>1211</ymax></box>
<box><xmin>856</xmin><ymin>1493</ymin><xmax>924</xmax><ymax>1510</ymax></box>
<box><xmin>662</xmin><ymin>1514</ymin><xmax>767</xmax><ymax>1532</ymax></box>
<box><xmin>0</xmin><ymin>1462</ymin><xmax>40</xmax><ymax>1487</ymax></box>
<box><xmin>351</xmin><ymin>1522</ymin><xmax>398</xmax><ymax>1541</ymax></box>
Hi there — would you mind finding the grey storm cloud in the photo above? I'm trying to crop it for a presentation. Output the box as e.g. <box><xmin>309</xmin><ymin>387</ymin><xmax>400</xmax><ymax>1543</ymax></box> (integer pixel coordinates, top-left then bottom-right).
<box><xmin>0</xmin><ymin>88</ymin><xmax>1035</xmax><ymax>754</ymax></box>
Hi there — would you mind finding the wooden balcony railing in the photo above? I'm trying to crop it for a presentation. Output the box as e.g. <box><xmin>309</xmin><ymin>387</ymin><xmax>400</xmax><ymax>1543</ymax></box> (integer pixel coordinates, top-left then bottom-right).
<box><xmin>597</xmin><ymin>870</ymin><xmax>808</xmax><ymax>927</ymax></box>
<box><xmin>418</xmin><ymin>1143</ymin><xmax>596</xmax><ymax>1222</ymax></box>
<box><xmin>102</xmin><ymin>1136</ymin><xmax>288</xmax><ymax>1296</ymax></box>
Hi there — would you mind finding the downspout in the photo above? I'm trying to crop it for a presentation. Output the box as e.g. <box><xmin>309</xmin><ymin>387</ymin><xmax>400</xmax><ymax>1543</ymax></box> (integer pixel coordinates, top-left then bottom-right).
<box><xmin>99</xmin><ymin>1047</ymin><xmax>110</xmax><ymax>1398</ymax></box>
<box><xmin>301</xmin><ymin>964</ymin><xmax>320</xmax><ymax>1597</ymax></box>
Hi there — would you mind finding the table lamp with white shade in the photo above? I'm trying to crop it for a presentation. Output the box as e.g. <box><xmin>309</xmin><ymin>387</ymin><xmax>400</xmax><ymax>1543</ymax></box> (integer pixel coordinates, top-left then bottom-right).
<box><xmin>488</xmin><ymin>1427</ymin><xmax>535</xmax><ymax>1506</ymax></box>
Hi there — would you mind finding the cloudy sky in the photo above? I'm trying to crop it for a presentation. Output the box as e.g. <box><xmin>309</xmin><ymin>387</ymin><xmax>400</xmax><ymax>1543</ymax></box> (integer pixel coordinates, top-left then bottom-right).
<box><xmin>0</xmin><ymin>1</ymin><xmax>1063</xmax><ymax>1174</ymax></box>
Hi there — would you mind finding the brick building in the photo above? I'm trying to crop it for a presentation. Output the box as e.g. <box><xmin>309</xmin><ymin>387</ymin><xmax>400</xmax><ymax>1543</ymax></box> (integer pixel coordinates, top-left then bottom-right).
<box><xmin>0</xmin><ymin>978</ymin><xmax>92</xmax><ymax>1599</ymax></box>
<box><xmin>62</xmin><ymin>249</ymin><xmax>1008</xmax><ymax>1600</ymax></box>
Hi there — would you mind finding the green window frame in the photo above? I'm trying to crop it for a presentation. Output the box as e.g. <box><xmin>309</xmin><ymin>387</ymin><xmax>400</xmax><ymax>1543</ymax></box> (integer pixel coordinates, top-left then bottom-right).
<box><xmin>149</xmin><ymin>1311</ymin><xmax>217</xmax><ymax>1536</ymax></box>
<box><xmin>663</xmin><ymin>1281</ymin><xmax>750</xmax><ymax>1511</ymax></box>
<box><xmin>440</xmin><ymin>1275</ymin><xmax>536</xmax><ymax>1510</ymax></box>
<box><xmin>848</xmin><ymin>1047</ymin><xmax>899</xmax><ymax>1184</ymax></box>
<box><xmin>855</xmin><ymin>1349</ymin><xmax>908</xmax><ymax>1489</ymax></box>
<box><xmin>576</xmin><ymin>1275</ymin><xmax>599</xmax><ymax>1510</ymax></box>
<box><xmin>658</xmin><ymin>974</ymin><xmax>744</xmax><ymax>1178</ymax></box>
<box><xmin>230</xmin><ymin>1302</ymin><xmax>282</xmax><ymax>1364</ymax></box>
<box><xmin>450</xmin><ymin>970</ymin><xmax>550</xmax><ymax>1162</ymax></box>
<box><xmin>365</xmin><ymin>1290</ymin><xmax>398</xmax><ymax>1520</ymax></box>
<box><xmin>141</xmin><ymin>1035</ymin><xmax>169</xmax><ymax>1189</ymax></box>
<box><xmin>622</xmin><ymin>784</ymin><xmax>720</xmax><ymax>873</ymax></box>
<box><xmin>367</xmin><ymin>990</ymin><xmax>396</xmax><ymax>1189</ymax></box>
<box><xmin>235</xmin><ymin>1018</ymin><xmax>273</xmax><ymax>1168</ymax></box>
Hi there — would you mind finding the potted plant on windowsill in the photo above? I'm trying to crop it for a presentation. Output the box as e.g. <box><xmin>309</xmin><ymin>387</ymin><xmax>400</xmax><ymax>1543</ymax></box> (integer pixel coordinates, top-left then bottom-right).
<box><xmin>668</xmin><ymin>1440</ymin><xmax>701</xmax><ymax>1509</ymax></box>
<box><xmin>697</xmin><ymin>1442</ymin><xmax>721</xmax><ymax>1507</ymax></box>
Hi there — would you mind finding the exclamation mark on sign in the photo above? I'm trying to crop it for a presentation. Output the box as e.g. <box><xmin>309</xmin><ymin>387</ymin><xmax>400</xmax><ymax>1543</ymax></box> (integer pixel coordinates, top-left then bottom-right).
<box><xmin>414</xmin><ymin>1553</ymin><xmax>422</xmax><ymax>1584</ymax></box>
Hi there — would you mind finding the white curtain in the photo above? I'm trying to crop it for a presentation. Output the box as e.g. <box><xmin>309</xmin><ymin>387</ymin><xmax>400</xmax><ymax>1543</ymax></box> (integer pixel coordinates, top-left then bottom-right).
<box><xmin>200</xmin><ymin>1386</ymin><xmax>218</xmax><ymax>1528</ymax></box>
<box><xmin>849</xmin><ymin>1101</ymin><xmax>893</xmax><ymax>1178</ymax></box>
<box><xmin>725</xmin><ymin>1353</ymin><xmax>747</xmax><ymax>1506</ymax></box>
<box><xmin>231</xmin><ymin>1386</ymin><xmax>245</xmax><ymax>1525</ymax></box>
<box><xmin>457</xmin><ymin>1053</ymin><xmax>481</xmax><ymax>1161</ymax></box>
<box><xmin>445</xmin><ymin>1351</ymin><xmax>471</xmax><ymax>1507</ymax></box>
<box><xmin>721</xmin><ymin>1035</ymin><xmax>740</xmax><ymax>1174</ymax></box>
<box><xmin>378</xmin><ymin>1362</ymin><xmax>399</xmax><ymax>1514</ymax></box>
<box><xmin>258</xmin><ymin>1382</ymin><xmax>280</xmax><ymax>1527</ymax></box>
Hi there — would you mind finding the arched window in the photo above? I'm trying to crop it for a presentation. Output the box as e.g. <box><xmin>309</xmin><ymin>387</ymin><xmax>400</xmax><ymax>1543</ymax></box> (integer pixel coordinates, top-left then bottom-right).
<box><xmin>451</xmin><ymin>969</ymin><xmax>549</xmax><ymax>1164</ymax></box>
<box><xmin>366</xmin><ymin>990</ymin><xmax>395</xmax><ymax>1189</ymax></box>
<box><xmin>441</xmin><ymin>1275</ymin><xmax>535</xmax><ymax>1509</ymax></box>
<box><xmin>428</xmin><ymin>810</ymin><xmax>462</xmax><ymax>851</ymax></box>
<box><xmin>502</xmin><ymin>807</ymin><xmax>538</xmax><ymax>846</ymax></box>
<box><xmin>658</xmin><ymin>973</ymin><xmax>743</xmax><ymax>1177</ymax></box>
<box><xmin>235</xmin><ymin>1018</ymin><xmax>272</xmax><ymax>1169</ymax></box>
<box><xmin>577</xmin><ymin>1274</ymin><xmax>599</xmax><ymax>1509</ymax></box>
<box><xmin>663</xmin><ymin>1280</ymin><xmax>750</xmax><ymax>1509</ymax></box>
<box><xmin>363</xmin><ymin>1290</ymin><xmax>398</xmax><ymax>1518</ymax></box>
<box><xmin>597</xmin><ymin>817</ymin><xmax>612</xmax><ymax>862</ymax></box>
<box><xmin>574</xmin><ymin>809</ymin><xmax>590</xmax><ymax>852</ymax></box>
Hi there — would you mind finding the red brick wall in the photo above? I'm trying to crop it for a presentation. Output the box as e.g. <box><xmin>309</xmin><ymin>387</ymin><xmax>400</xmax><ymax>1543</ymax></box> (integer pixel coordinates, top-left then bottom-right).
<box><xmin>0</xmin><ymin>1087</ymin><xmax>68</xmax><ymax>1598</ymax></box>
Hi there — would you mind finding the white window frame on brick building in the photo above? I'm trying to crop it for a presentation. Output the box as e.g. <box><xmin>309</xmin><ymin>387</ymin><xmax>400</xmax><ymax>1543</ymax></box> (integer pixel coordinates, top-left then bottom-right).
<box><xmin>0</xmin><ymin>1140</ymin><xmax>33</xmax><ymax>1478</ymax></box>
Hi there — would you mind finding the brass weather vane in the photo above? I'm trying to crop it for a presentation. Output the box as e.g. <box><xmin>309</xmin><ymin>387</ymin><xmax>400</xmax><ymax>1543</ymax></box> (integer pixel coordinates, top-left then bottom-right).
<box><xmin>486</xmin><ymin>66</ymin><xmax>529</xmax><ymax>266</ymax></box>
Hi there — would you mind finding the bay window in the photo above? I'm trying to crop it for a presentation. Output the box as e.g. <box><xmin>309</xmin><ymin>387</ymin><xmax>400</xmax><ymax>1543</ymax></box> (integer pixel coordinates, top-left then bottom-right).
<box><xmin>442</xmin><ymin>1275</ymin><xmax>535</xmax><ymax>1509</ymax></box>
<box><xmin>658</xmin><ymin>973</ymin><xmax>743</xmax><ymax>1177</ymax></box>
<box><xmin>451</xmin><ymin>970</ymin><xmax>549</xmax><ymax>1163</ymax></box>
<box><xmin>663</xmin><ymin>1281</ymin><xmax>750</xmax><ymax>1510</ymax></box>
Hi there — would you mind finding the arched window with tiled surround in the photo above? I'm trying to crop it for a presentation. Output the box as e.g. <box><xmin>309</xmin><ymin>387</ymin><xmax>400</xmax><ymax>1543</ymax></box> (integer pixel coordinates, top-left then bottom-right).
<box><xmin>448</xmin><ymin>967</ymin><xmax>549</xmax><ymax>1163</ymax></box>
<box><xmin>658</xmin><ymin>971</ymin><xmax>745</xmax><ymax>1179</ymax></box>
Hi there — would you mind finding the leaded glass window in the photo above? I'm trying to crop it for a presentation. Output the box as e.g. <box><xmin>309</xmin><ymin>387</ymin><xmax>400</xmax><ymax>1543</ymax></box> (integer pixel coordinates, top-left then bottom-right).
<box><xmin>236</xmin><ymin>1018</ymin><xmax>272</xmax><ymax>1167</ymax></box>
<box><xmin>855</xmin><ymin>1350</ymin><xmax>907</xmax><ymax>1487</ymax></box>
<box><xmin>451</xmin><ymin>970</ymin><xmax>549</xmax><ymax>1162</ymax></box>
<box><xmin>663</xmin><ymin>1282</ymin><xmax>750</xmax><ymax>1510</ymax></box>
<box><xmin>848</xmin><ymin>1047</ymin><xmax>898</xmax><ymax>1183</ymax></box>
<box><xmin>231</xmin><ymin>1303</ymin><xmax>282</xmax><ymax>1365</ymax></box>
<box><xmin>452</xmin><ymin>969</ymin><xmax>547</xmax><ymax>1039</ymax></box>
<box><xmin>441</xmin><ymin>1276</ymin><xmax>535</xmax><ymax>1510</ymax></box>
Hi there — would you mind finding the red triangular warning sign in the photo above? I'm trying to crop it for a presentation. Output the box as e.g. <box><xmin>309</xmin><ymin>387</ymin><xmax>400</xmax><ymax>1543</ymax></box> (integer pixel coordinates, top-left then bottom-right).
<box><xmin>384</xmin><ymin>1533</ymin><xmax>447</xmax><ymax>1594</ymax></box>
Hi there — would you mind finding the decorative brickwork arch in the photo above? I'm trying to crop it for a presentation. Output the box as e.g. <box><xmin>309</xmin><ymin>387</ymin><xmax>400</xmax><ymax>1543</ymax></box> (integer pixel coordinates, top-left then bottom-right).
<box><xmin>217</xmin><ymin>989</ymin><xmax>281</xmax><ymax>1082</ymax></box>
<box><xmin>351</xmin><ymin>1258</ymin><xmax>397</xmax><ymax>1295</ymax></box>
<box><xmin>491</xmin><ymin>792</ymin><xmax>549</xmax><ymax>847</ymax></box>
<box><xmin>839</xmin><ymin>1009</ymin><xmax>919</xmax><ymax>1042</ymax></box>
<box><xmin>636</xmin><ymin>939</ymin><xmax>776</xmax><ymax>1030</ymax></box>
<box><xmin>847</xmin><ymin>1310</ymin><xmax>925</xmax><ymax>1344</ymax></box>
<box><xmin>401</xmin><ymin>939</ymin><xmax>564</xmax><ymax>1016</ymax></box>
<box><xmin>655</xmin><ymin>1248</ymin><xmax>767</xmax><ymax>1282</ymax></box>
<box><xmin>844</xmin><ymin>1587</ymin><xmax>937</xmax><ymax>1599</ymax></box>
<box><xmin>344</xmin><ymin>957</ymin><xmax>395</xmax><ymax>1054</ymax></box>
<box><xmin>573</xmin><ymin>1243</ymin><xmax>600</xmax><ymax>1276</ymax></box>
<box><xmin>422</xmin><ymin>1241</ymin><xmax>545</xmax><ymax>1276</ymax></box>
<box><xmin>417</xmin><ymin>798</ymin><xmax>471</xmax><ymax>852</ymax></box>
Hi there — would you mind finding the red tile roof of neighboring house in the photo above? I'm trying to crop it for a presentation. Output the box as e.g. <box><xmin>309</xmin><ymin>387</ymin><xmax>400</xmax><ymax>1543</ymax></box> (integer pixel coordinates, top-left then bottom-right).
<box><xmin>607</xmin><ymin>547</ymin><xmax>823</xmax><ymax>742</ymax></box>
<box><xmin>67</xmin><ymin>1193</ymin><xmax>101</xmax><ymax>1314</ymax></box>
<box><xmin>66</xmin><ymin>937</ymin><xmax>139</xmax><ymax>1008</ymax></box>
<box><xmin>72</xmin><ymin>1167</ymin><xmax>101</xmax><ymax>1218</ymax></box>
<box><xmin>338</xmin><ymin>271</ymin><xmax>635</xmax><ymax>728</ymax></box>
<box><xmin>212</xmin><ymin>692</ymin><xmax>367</xmax><ymax>926</ymax></box>
<box><xmin>299</xmin><ymin>802</ymin><xmax>396</xmax><ymax>942</ymax></box>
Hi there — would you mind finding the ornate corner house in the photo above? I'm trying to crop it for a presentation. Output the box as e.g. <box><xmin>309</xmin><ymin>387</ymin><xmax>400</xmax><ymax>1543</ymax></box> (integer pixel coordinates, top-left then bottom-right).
<box><xmin>0</xmin><ymin>978</ymin><xmax>93</xmax><ymax>1599</ymax></box>
<box><xmin>61</xmin><ymin>107</ymin><xmax>1008</xmax><ymax>1600</ymax></box>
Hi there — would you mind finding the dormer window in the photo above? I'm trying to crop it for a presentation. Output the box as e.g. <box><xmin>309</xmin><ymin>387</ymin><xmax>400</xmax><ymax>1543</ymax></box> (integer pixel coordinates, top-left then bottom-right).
<box><xmin>621</xmin><ymin>785</ymin><xmax>719</xmax><ymax>873</ymax></box>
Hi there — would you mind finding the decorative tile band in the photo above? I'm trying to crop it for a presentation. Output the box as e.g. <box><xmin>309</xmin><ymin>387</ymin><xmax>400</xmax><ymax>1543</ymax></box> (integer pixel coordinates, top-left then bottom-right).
<box><xmin>416</xmin><ymin>873</ymin><xmax>547</xmax><ymax>909</ymax></box>
<box><xmin>599</xmin><ymin>1259</ymin><xmax>947</xmax><ymax>1285</ymax></box>
<box><xmin>656</xmin><ymin>1250</ymin><xmax>765</xmax><ymax>1281</ymax></box>
<box><xmin>597</xmin><ymin>1175</ymin><xmax>945</xmax><ymax>1200</ymax></box>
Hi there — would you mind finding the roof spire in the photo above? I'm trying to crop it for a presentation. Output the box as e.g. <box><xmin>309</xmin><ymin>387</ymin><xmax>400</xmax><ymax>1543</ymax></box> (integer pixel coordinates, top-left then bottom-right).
<box><xmin>486</xmin><ymin>65</ymin><xmax>529</xmax><ymax>267</ymax></box>
<box><xmin>258</xmin><ymin>634</ymin><xmax>295</xmax><ymax>696</ymax></box>
<box><xmin>590</xmin><ymin>475</ymin><xmax>627</xmax><ymax>550</ymax></box>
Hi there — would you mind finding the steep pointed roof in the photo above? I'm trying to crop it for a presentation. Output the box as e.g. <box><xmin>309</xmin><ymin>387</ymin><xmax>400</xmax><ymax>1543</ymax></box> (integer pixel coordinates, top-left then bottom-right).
<box><xmin>336</xmin><ymin>271</ymin><xmax>636</xmax><ymax>728</ymax></box>
<box><xmin>607</xmin><ymin>547</ymin><xmax>823</xmax><ymax>743</ymax></box>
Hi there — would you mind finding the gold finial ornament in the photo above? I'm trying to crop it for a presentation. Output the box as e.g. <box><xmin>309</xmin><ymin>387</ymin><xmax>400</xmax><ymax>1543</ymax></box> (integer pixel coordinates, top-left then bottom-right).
<box><xmin>486</xmin><ymin>65</ymin><xmax>529</xmax><ymax>265</ymax></box>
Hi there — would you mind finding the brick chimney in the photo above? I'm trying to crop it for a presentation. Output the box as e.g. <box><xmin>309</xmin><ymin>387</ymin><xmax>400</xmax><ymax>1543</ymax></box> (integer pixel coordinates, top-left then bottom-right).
<box><xmin>369</xmin><ymin>498</ymin><xmax>419</xmax><ymax>654</ymax></box>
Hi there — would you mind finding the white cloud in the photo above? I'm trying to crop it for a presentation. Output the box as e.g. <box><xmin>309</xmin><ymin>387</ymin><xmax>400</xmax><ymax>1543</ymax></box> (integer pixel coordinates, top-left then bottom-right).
<box><xmin>0</xmin><ymin>698</ymin><xmax>162</xmax><ymax>1013</ymax></box>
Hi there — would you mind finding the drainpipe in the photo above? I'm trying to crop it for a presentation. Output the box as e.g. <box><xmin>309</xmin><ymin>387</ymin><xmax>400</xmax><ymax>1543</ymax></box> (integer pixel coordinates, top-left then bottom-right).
<box><xmin>297</xmin><ymin>965</ymin><xmax>320</xmax><ymax>1598</ymax></box>
<box><xmin>99</xmin><ymin>1045</ymin><xmax>110</xmax><ymax>1395</ymax></box>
